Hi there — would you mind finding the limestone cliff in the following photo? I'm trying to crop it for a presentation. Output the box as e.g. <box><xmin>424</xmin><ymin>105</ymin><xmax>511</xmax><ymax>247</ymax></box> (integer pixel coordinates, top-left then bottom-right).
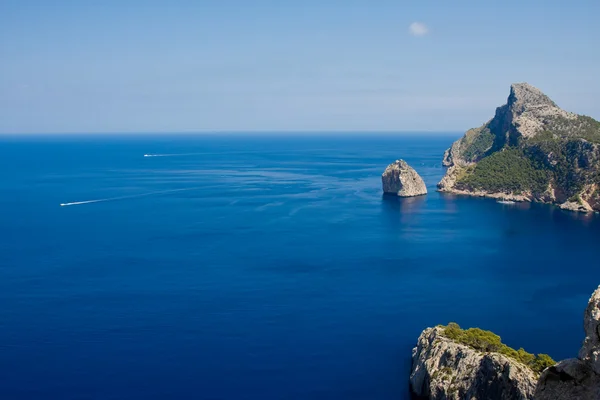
<box><xmin>535</xmin><ymin>286</ymin><xmax>600</xmax><ymax>400</ymax></box>
<box><xmin>409</xmin><ymin>326</ymin><xmax>538</xmax><ymax>400</ymax></box>
<box><xmin>381</xmin><ymin>160</ymin><xmax>427</xmax><ymax>197</ymax></box>
<box><xmin>439</xmin><ymin>83</ymin><xmax>600</xmax><ymax>212</ymax></box>
<box><xmin>410</xmin><ymin>285</ymin><xmax>600</xmax><ymax>399</ymax></box>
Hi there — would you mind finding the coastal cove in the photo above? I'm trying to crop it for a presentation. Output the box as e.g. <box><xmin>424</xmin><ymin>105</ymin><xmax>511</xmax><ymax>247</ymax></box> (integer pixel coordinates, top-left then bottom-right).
<box><xmin>1</xmin><ymin>133</ymin><xmax>600</xmax><ymax>399</ymax></box>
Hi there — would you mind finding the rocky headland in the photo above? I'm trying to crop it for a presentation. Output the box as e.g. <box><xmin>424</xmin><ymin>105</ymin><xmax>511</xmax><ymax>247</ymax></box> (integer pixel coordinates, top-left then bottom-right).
<box><xmin>438</xmin><ymin>83</ymin><xmax>600</xmax><ymax>212</ymax></box>
<box><xmin>382</xmin><ymin>160</ymin><xmax>427</xmax><ymax>197</ymax></box>
<box><xmin>410</xmin><ymin>285</ymin><xmax>600</xmax><ymax>399</ymax></box>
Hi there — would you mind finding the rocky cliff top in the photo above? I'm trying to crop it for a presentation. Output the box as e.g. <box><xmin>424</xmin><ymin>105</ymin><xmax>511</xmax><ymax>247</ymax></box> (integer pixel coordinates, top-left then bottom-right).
<box><xmin>509</xmin><ymin>82</ymin><xmax>560</xmax><ymax>112</ymax></box>
<box><xmin>410</xmin><ymin>326</ymin><xmax>538</xmax><ymax>400</ymax></box>
<box><xmin>389</xmin><ymin>159</ymin><xmax>410</xmax><ymax>170</ymax></box>
<box><xmin>381</xmin><ymin>159</ymin><xmax>427</xmax><ymax>197</ymax></box>
<box><xmin>503</xmin><ymin>82</ymin><xmax>576</xmax><ymax>139</ymax></box>
<box><xmin>409</xmin><ymin>285</ymin><xmax>600</xmax><ymax>400</ymax></box>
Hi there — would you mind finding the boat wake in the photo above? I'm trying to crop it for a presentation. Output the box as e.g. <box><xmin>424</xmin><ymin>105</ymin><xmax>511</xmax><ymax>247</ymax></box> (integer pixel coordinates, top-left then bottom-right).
<box><xmin>60</xmin><ymin>199</ymin><xmax>108</xmax><ymax>207</ymax></box>
<box><xmin>60</xmin><ymin>187</ymin><xmax>202</xmax><ymax>207</ymax></box>
<box><xmin>143</xmin><ymin>153</ymin><xmax>203</xmax><ymax>157</ymax></box>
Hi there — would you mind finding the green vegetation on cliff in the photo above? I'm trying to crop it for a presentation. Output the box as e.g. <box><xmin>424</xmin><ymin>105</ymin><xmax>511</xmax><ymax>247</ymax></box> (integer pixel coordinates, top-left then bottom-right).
<box><xmin>456</xmin><ymin>148</ymin><xmax>549</xmax><ymax>194</ymax></box>
<box><xmin>455</xmin><ymin>135</ymin><xmax>600</xmax><ymax>200</ymax></box>
<box><xmin>541</xmin><ymin>115</ymin><xmax>600</xmax><ymax>143</ymax></box>
<box><xmin>525</xmin><ymin>136</ymin><xmax>596</xmax><ymax>198</ymax></box>
<box><xmin>461</xmin><ymin>127</ymin><xmax>495</xmax><ymax>162</ymax></box>
<box><xmin>441</xmin><ymin>323</ymin><xmax>555</xmax><ymax>374</ymax></box>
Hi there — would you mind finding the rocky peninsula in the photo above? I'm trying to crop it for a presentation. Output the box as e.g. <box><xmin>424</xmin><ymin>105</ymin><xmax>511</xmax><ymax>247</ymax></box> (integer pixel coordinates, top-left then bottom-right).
<box><xmin>382</xmin><ymin>160</ymin><xmax>427</xmax><ymax>197</ymax></box>
<box><xmin>438</xmin><ymin>83</ymin><xmax>600</xmax><ymax>212</ymax></box>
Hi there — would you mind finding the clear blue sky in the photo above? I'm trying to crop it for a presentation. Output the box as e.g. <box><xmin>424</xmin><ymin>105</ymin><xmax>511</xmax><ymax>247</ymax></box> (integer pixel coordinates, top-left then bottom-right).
<box><xmin>1</xmin><ymin>0</ymin><xmax>599</xmax><ymax>133</ymax></box>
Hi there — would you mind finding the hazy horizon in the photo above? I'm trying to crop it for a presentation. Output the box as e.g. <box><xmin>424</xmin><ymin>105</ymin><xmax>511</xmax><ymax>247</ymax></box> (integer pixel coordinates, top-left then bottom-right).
<box><xmin>0</xmin><ymin>130</ymin><xmax>465</xmax><ymax>136</ymax></box>
<box><xmin>2</xmin><ymin>0</ymin><xmax>599</xmax><ymax>134</ymax></box>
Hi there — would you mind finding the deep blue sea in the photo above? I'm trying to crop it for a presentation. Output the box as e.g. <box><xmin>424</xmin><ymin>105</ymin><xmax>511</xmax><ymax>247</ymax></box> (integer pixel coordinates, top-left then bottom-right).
<box><xmin>1</xmin><ymin>133</ymin><xmax>600</xmax><ymax>399</ymax></box>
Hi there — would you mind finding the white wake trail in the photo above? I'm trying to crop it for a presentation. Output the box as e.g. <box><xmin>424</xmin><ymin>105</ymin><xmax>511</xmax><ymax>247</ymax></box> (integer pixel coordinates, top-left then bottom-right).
<box><xmin>59</xmin><ymin>187</ymin><xmax>203</xmax><ymax>207</ymax></box>
<box><xmin>143</xmin><ymin>153</ymin><xmax>204</xmax><ymax>157</ymax></box>
<box><xmin>60</xmin><ymin>199</ymin><xmax>108</xmax><ymax>207</ymax></box>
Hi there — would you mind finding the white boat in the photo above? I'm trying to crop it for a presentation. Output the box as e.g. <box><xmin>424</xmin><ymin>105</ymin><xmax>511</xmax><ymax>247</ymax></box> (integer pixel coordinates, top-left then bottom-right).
<box><xmin>497</xmin><ymin>200</ymin><xmax>516</xmax><ymax>204</ymax></box>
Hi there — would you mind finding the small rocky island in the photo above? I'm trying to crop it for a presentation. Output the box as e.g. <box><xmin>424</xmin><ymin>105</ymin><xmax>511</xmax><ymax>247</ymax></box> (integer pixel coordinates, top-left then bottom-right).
<box><xmin>410</xmin><ymin>285</ymin><xmax>600</xmax><ymax>399</ymax></box>
<box><xmin>382</xmin><ymin>160</ymin><xmax>427</xmax><ymax>197</ymax></box>
<box><xmin>439</xmin><ymin>83</ymin><xmax>600</xmax><ymax>212</ymax></box>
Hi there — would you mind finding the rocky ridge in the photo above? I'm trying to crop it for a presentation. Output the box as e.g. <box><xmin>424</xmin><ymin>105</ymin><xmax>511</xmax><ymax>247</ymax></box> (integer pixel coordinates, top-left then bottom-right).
<box><xmin>381</xmin><ymin>159</ymin><xmax>427</xmax><ymax>197</ymax></box>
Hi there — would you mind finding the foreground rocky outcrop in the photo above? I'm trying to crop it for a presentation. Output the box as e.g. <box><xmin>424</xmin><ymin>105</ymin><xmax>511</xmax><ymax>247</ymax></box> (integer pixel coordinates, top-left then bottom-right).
<box><xmin>382</xmin><ymin>160</ymin><xmax>427</xmax><ymax>197</ymax></box>
<box><xmin>535</xmin><ymin>286</ymin><xmax>600</xmax><ymax>400</ymax></box>
<box><xmin>410</xmin><ymin>326</ymin><xmax>538</xmax><ymax>400</ymax></box>
<box><xmin>410</xmin><ymin>285</ymin><xmax>600</xmax><ymax>399</ymax></box>
<box><xmin>438</xmin><ymin>83</ymin><xmax>600</xmax><ymax>212</ymax></box>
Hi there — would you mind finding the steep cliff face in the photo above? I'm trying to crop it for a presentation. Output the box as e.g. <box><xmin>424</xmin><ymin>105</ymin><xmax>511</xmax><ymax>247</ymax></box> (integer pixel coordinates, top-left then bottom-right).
<box><xmin>410</xmin><ymin>326</ymin><xmax>538</xmax><ymax>400</ymax></box>
<box><xmin>439</xmin><ymin>83</ymin><xmax>600</xmax><ymax>212</ymax></box>
<box><xmin>535</xmin><ymin>286</ymin><xmax>600</xmax><ymax>400</ymax></box>
<box><xmin>381</xmin><ymin>160</ymin><xmax>427</xmax><ymax>197</ymax></box>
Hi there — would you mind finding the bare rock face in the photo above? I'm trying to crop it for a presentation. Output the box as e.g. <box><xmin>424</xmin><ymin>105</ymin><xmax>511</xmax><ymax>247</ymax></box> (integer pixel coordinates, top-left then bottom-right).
<box><xmin>535</xmin><ymin>286</ymin><xmax>600</xmax><ymax>400</ymax></box>
<box><xmin>410</xmin><ymin>327</ymin><xmax>537</xmax><ymax>400</ymax></box>
<box><xmin>381</xmin><ymin>160</ymin><xmax>427</xmax><ymax>197</ymax></box>
<box><xmin>507</xmin><ymin>83</ymin><xmax>577</xmax><ymax>139</ymax></box>
<box><xmin>580</xmin><ymin>286</ymin><xmax>600</xmax><ymax>372</ymax></box>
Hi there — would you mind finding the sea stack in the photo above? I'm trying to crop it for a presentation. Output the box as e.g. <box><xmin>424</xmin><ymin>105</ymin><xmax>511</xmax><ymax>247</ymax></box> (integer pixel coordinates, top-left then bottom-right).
<box><xmin>381</xmin><ymin>160</ymin><xmax>427</xmax><ymax>197</ymax></box>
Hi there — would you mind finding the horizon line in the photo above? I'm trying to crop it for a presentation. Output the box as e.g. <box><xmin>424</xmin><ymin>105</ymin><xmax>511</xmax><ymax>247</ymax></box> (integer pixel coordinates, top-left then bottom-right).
<box><xmin>0</xmin><ymin>130</ymin><xmax>463</xmax><ymax>136</ymax></box>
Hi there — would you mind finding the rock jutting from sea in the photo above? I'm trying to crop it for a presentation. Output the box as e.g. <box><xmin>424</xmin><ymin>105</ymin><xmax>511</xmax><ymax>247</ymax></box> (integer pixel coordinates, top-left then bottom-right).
<box><xmin>381</xmin><ymin>159</ymin><xmax>427</xmax><ymax>197</ymax></box>
<box><xmin>438</xmin><ymin>82</ymin><xmax>600</xmax><ymax>212</ymax></box>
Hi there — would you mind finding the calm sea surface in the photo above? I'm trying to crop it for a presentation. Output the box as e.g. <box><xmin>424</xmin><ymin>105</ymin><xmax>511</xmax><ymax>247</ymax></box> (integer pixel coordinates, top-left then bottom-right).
<box><xmin>1</xmin><ymin>133</ymin><xmax>600</xmax><ymax>399</ymax></box>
